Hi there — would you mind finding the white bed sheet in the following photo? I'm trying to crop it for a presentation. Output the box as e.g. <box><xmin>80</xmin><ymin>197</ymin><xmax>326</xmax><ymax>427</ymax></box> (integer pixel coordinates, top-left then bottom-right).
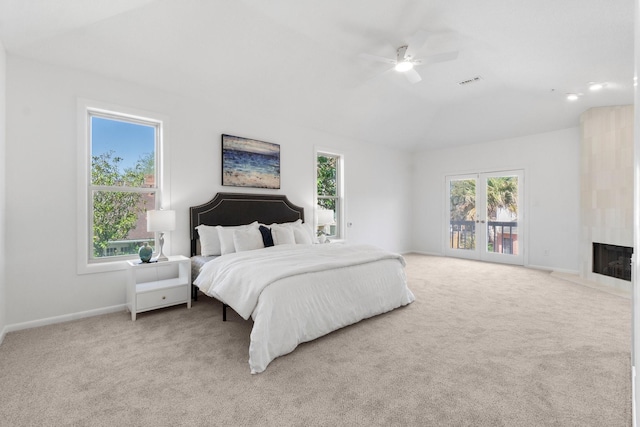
<box><xmin>194</xmin><ymin>244</ymin><xmax>415</xmax><ymax>373</ymax></box>
<box><xmin>249</xmin><ymin>258</ymin><xmax>413</xmax><ymax>373</ymax></box>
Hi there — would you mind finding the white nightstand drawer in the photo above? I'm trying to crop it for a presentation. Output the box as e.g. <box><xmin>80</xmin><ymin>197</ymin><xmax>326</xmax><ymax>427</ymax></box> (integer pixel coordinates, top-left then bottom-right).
<box><xmin>126</xmin><ymin>255</ymin><xmax>191</xmax><ymax>320</ymax></box>
<box><xmin>136</xmin><ymin>286</ymin><xmax>188</xmax><ymax>311</ymax></box>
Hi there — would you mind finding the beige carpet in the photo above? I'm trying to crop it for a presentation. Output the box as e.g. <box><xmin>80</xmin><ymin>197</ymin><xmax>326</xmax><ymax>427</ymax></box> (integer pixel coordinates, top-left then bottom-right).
<box><xmin>0</xmin><ymin>254</ymin><xmax>631</xmax><ymax>426</ymax></box>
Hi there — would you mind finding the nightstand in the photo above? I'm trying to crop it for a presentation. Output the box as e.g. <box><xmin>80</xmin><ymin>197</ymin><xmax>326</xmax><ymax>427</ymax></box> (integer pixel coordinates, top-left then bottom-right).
<box><xmin>126</xmin><ymin>255</ymin><xmax>191</xmax><ymax>321</ymax></box>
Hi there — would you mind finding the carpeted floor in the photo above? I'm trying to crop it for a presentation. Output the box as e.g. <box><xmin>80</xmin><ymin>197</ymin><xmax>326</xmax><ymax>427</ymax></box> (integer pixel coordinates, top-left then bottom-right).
<box><xmin>0</xmin><ymin>254</ymin><xmax>632</xmax><ymax>426</ymax></box>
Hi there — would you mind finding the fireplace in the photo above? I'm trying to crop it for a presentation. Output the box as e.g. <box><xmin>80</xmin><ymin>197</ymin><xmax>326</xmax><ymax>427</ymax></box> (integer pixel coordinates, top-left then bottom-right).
<box><xmin>592</xmin><ymin>243</ymin><xmax>633</xmax><ymax>281</ymax></box>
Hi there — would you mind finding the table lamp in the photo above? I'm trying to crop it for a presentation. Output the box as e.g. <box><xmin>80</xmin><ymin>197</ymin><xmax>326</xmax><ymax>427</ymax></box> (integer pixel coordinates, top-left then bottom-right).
<box><xmin>147</xmin><ymin>209</ymin><xmax>176</xmax><ymax>262</ymax></box>
<box><xmin>316</xmin><ymin>208</ymin><xmax>334</xmax><ymax>242</ymax></box>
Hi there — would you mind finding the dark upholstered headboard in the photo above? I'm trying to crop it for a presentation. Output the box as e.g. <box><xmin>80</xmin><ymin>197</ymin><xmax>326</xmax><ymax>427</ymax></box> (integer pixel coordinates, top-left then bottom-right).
<box><xmin>189</xmin><ymin>193</ymin><xmax>305</xmax><ymax>256</ymax></box>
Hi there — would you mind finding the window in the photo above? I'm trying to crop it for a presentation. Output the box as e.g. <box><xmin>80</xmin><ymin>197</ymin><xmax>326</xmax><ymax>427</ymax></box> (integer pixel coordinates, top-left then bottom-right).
<box><xmin>316</xmin><ymin>151</ymin><xmax>343</xmax><ymax>239</ymax></box>
<box><xmin>78</xmin><ymin>100</ymin><xmax>167</xmax><ymax>273</ymax></box>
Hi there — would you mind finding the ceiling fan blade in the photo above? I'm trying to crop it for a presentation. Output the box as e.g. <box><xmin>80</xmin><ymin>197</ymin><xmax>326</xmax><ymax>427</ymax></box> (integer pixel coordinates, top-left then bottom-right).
<box><xmin>415</xmin><ymin>51</ymin><xmax>459</xmax><ymax>67</ymax></box>
<box><xmin>405</xmin><ymin>29</ymin><xmax>431</xmax><ymax>58</ymax></box>
<box><xmin>404</xmin><ymin>68</ymin><xmax>422</xmax><ymax>84</ymax></box>
<box><xmin>358</xmin><ymin>53</ymin><xmax>396</xmax><ymax>65</ymax></box>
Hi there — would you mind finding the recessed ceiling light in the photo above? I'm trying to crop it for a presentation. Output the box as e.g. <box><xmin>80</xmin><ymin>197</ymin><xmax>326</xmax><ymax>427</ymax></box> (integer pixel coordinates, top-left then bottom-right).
<box><xmin>566</xmin><ymin>93</ymin><xmax>580</xmax><ymax>101</ymax></box>
<box><xmin>395</xmin><ymin>61</ymin><xmax>414</xmax><ymax>72</ymax></box>
<box><xmin>588</xmin><ymin>82</ymin><xmax>606</xmax><ymax>91</ymax></box>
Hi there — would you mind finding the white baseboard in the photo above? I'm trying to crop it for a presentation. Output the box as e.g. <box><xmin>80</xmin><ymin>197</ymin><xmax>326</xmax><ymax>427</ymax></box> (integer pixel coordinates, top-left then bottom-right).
<box><xmin>4</xmin><ymin>304</ymin><xmax>126</xmax><ymax>335</ymax></box>
<box><xmin>404</xmin><ymin>250</ymin><xmax>443</xmax><ymax>257</ymax></box>
<box><xmin>0</xmin><ymin>325</ymin><xmax>6</xmax><ymax>346</ymax></box>
<box><xmin>552</xmin><ymin>268</ymin><xmax>581</xmax><ymax>275</ymax></box>
<box><xmin>525</xmin><ymin>264</ymin><xmax>579</xmax><ymax>275</ymax></box>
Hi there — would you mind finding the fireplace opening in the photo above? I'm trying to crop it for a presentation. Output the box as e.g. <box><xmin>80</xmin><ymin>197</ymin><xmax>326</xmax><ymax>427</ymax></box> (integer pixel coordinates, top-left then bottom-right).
<box><xmin>592</xmin><ymin>243</ymin><xmax>633</xmax><ymax>281</ymax></box>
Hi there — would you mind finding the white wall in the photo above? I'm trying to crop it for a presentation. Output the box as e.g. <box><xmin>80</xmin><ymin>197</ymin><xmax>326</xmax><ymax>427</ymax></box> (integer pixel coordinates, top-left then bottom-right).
<box><xmin>3</xmin><ymin>56</ymin><xmax>412</xmax><ymax>327</ymax></box>
<box><xmin>412</xmin><ymin>127</ymin><xmax>581</xmax><ymax>272</ymax></box>
<box><xmin>0</xmin><ymin>42</ymin><xmax>7</xmax><ymax>341</ymax></box>
<box><xmin>632</xmin><ymin>1</ymin><xmax>639</xmax><ymax>423</ymax></box>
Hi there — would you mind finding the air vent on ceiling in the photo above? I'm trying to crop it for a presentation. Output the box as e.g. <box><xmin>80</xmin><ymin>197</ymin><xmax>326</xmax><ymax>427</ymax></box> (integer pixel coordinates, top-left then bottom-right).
<box><xmin>458</xmin><ymin>76</ymin><xmax>482</xmax><ymax>86</ymax></box>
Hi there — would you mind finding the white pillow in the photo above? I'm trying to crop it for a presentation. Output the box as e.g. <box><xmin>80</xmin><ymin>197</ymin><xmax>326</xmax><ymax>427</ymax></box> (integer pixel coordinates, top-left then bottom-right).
<box><xmin>233</xmin><ymin>227</ymin><xmax>264</xmax><ymax>252</ymax></box>
<box><xmin>270</xmin><ymin>225</ymin><xmax>296</xmax><ymax>245</ymax></box>
<box><xmin>195</xmin><ymin>224</ymin><xmax>221</xmax><ymax>256</ymax></box>
<box><xmin>292</xmin><ymin>223</ymin><xmax>312</xmax><ymax>244</ymax></box>
<box><xmin>271</xmin><ymin>219</ymin><xmax>315</xmax><ymax>244</ymax></box>
<box><xmin>216</xmin><ymin>222</ymin><xmax>259</xmax><ymax>255</ymax></box>
<box><xmin>302</xmin><ymin>222</ymin><xmax>318</xmax><ymax>244</ymax></box>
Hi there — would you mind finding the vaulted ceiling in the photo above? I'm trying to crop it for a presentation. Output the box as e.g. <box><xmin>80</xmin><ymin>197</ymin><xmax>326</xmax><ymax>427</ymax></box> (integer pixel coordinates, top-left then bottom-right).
<box><xmin>0</xmin><ymin>0</ymin><xmax>634</xmax><ymax>151</ymax></box>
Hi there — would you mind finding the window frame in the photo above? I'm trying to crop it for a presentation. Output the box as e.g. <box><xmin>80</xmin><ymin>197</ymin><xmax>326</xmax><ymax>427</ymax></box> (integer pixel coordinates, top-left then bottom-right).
<box><xmin>314</xmin><ymin>149</ymin><xmax>344</xmax><ymax>240</ymax></box>
<box><xmin>77</xmin><ymin>99</ymin><xmax>170</xmax><ymax>274</ymax></box>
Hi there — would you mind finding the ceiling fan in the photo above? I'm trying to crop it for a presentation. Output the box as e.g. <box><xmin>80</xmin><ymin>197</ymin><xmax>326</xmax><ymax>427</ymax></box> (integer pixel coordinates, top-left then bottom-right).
<box><xmin>358</xmin><ymin>31</ymin><xmax>459</xmax><ymax>84</ymax></box>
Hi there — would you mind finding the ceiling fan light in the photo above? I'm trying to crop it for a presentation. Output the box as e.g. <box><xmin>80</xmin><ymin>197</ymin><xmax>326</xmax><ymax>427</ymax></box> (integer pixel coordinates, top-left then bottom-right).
<box><xmin>395</xmin><ymin>61</ymin><xmax>414</xmax><ymax>72</ymax></box>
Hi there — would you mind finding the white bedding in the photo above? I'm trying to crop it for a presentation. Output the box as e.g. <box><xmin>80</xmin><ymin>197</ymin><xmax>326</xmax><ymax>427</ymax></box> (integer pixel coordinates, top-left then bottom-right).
<box><xmin>194</xmin><ymin>243</ymin><xmax>415</xmax><ymax>373</ymax></box>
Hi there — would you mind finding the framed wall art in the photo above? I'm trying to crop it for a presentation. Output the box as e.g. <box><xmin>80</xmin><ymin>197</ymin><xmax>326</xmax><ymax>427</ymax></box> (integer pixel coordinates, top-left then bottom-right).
<box><xmin>221</xmin><ymin>134</ymin><xmax>281</xmax><ymax>189</ymax></box>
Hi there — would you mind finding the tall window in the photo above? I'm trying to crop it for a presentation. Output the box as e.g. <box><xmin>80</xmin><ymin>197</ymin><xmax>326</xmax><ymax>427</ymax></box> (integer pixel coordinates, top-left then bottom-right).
<box><xmin>79</xmin><ymin>104</ymin><xmax>164</xmax><ymax>269</ymax></box>
<box><xmin>316</xmin><ymin>151</ymin><xmax>343</xmax><ymax>239</ymax></box>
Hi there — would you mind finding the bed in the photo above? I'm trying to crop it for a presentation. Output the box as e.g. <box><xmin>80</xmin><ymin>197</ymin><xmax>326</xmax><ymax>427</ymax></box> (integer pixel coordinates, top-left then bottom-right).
<box><xmin>190</xmin><ymin>192</ymin><xmax>415</xmax><ymax>373</ymax></box>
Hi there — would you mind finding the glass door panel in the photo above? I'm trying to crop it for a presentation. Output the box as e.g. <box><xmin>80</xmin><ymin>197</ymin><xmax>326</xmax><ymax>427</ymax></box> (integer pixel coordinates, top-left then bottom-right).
<box><xmin>445</xmin><ymin>170</ymin><xmax>523</xmax><ymax>265</ymax></box>
<box><xmin>446</xmin><ymin>175</ymin><xmax>479</xmax><ymax>260</ymax></box>
<box><xmin>482</xmin><ymin>171</ymin><xmax>522</xmax><ymax>265</ymax></box>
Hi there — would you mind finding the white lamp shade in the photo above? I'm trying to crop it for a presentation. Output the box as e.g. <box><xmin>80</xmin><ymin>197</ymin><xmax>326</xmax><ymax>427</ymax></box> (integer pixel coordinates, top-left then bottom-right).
<box><xmin>147</xmin><ymin>210</ymin><xmax>176</xmax><ymax>232</ymax></box>
<box><xmin>317</xmin><ymin>209</ymin><xmax>334</xmax><ymax>226</ymax></box>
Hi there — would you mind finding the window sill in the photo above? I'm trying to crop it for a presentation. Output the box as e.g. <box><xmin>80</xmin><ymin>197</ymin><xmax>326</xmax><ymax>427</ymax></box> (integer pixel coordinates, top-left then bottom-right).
<box><xmin>77</xmin><ymin>259</ymin><xmax>130</xmax><ymax>275</ymax></box>
<box><xmin>317</xmin><ymin>238</ymin><xmax>346</xmax><ymax>244</ymax></box>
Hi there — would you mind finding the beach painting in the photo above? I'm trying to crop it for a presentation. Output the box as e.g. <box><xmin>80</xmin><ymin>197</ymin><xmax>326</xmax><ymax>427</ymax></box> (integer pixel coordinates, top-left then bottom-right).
<box><xmin>222</xmin><ymin>134</ymin><xmax>281</xmax><ymax>189</ymax></box>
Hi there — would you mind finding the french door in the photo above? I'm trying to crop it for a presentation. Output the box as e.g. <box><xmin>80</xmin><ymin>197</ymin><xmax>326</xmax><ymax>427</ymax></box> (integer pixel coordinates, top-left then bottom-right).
<box><xmin>445</xmin><ymin>170</ymin><xmax>524</xmax><ymax>265</ymax></box>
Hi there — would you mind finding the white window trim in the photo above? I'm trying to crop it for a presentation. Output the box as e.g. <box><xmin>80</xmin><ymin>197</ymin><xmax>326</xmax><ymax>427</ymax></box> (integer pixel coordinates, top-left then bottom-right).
<box><xmin>314</xmin><ymin>147</ymin><xmax>345</xmax><ymax>240</ymax></box>
<box><xmin>76</xmin><ymin>99</ymin><xmax>171</xmax><ymax>274</ymax></box>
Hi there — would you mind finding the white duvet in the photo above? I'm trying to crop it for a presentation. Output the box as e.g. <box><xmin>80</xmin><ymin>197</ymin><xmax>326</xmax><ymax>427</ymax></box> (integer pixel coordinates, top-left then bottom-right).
<box><xmin>194</xmin><ymin>243</ymin><xmax>415</xmax><ymax>373</ymax></box>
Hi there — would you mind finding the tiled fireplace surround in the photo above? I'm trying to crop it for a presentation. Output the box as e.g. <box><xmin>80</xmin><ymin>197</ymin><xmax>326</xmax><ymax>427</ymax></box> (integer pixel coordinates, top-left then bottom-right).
<box><xmin>580</xmin><ymin>105</ymin><xmax>633</xmax><ymax>292</ymax></box>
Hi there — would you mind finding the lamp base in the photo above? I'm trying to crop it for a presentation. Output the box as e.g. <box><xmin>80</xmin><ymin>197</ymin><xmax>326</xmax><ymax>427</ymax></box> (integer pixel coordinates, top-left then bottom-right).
<box><xmin>155</xmin><ymin>232</ymin><xmax>169</xmax><ymax>262</ymax></box>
